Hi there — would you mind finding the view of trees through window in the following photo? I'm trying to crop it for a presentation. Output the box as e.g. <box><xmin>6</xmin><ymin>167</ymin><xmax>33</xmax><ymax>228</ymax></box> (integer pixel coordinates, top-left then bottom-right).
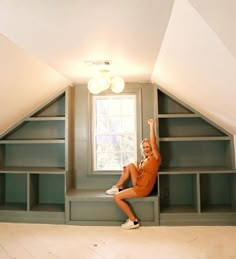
<box><xmin>93</xmin><ymin>95</ymin><xmax>137</xmax><ymax>171</ymax></box>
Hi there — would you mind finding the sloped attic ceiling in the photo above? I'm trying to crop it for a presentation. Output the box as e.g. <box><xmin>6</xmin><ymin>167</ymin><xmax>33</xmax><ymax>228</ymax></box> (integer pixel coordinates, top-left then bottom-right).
<box><xmin>189</xmin><ymin>0</ymin><xmax>236</xmax><ymax>59</ymax></box>
<box><xmin>0</xmin><ymin>0</ymin><xmax>174</xmax><ymax>83</ymax></box>
<box><xmin>0</xmin><ymin>0</ymin><xmax>236</xmax><ymax>136</ymax></box>
<box><xmin>152</xmin><ymin>0</ymin><xmax>236</xmax><ymax>135</ymax></box>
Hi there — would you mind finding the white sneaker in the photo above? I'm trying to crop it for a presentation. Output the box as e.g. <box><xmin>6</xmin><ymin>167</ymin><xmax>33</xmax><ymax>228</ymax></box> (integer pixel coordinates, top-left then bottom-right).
<box><xmin>105</xmin><ymin>185</ymin><xmax>120</xmax><ymax>195</ymax></box>
<box><xmin>121</xmin><ymin>219</ymin><xmax>140</xmax><ymax>230</ymax></box>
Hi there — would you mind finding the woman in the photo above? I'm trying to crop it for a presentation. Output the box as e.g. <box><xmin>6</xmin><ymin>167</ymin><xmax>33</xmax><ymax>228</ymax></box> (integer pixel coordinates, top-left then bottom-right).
<box><xmin>105</xmin><ymin>119</ymin><xmax>161</xmax><ymax>230</ymax></box>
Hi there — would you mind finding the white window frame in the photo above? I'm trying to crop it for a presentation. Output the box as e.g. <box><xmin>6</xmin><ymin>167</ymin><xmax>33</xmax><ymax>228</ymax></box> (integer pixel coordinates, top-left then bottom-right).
<box><xmin>89</xmin><ymin>89</ymin><xmax>142</xmax><ymax>174</ymax></box>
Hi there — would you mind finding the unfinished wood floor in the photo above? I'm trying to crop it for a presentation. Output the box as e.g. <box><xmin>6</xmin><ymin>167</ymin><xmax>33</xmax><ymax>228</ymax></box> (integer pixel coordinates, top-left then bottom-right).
<box><xmin>0</xmin><ymin>223</ymin><xmax>235</xmax><ymax>259</ymax></box>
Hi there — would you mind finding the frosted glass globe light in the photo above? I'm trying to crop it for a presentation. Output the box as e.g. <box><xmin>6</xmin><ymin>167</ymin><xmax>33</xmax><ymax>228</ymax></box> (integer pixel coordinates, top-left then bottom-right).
<box><xmin>97</xmin><ymin>76</ymin><xmax>111</xmax><ymax>91</ymax></box>
<box><xmin>111</xmin><ymin>77</ymin><xmax>125</xmax><ymax>93</ymax></box>
<box><xmin>87</xmin><ymin>78</ymin><xmax>102</xmax><ymax>94</ymax></box>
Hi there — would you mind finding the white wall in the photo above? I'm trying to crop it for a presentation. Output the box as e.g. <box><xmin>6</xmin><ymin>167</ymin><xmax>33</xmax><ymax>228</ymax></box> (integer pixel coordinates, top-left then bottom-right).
<box><xmin>0</xmin><ymin>34</ymin><xmax>71</xmax><ymax>136</ymax></box>
<box><xmin>151</xmin><ymin>0</ymin><xmax>236</xmax><ymax>137</ymax></box>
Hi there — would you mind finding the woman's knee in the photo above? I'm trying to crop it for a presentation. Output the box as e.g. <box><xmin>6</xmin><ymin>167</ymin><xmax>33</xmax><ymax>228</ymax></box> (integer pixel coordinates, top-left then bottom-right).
<box><xmin>126</xmin><ymin>163</ymin><xmax>137</xmax><ymax>172</ymax></box>
<box><xmin>127</xmin><ymin>162</ymin><xmax>136</xmax><ymax>168</ymax></box>
<box><xmin>114</xmin><ymin>193</ymin><xmax>121</xmax><ymax>204</ymax></box>
<box><xmin>122</xmin><ymin>163</ymin><xmax>136</xmax><ymax>177</ymax></box>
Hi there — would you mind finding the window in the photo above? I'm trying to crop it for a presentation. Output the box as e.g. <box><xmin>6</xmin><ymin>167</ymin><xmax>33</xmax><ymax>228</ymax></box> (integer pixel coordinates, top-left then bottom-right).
<box><xmin>92</xmin><ymin>95</ymin><xmax>137</xmax><ymax>171</ymax></box>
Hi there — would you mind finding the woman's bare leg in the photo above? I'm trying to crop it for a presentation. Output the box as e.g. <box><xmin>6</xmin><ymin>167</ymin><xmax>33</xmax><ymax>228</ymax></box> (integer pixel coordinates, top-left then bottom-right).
<box><xmin>115</xmin><ymin>163</ymin><xmax>139</xmax><ymax>188</ymax></box>
<box><xmin>114</xmin><ymin>187</ymin><xmax>139</xmax><ymax>221</ymax></box>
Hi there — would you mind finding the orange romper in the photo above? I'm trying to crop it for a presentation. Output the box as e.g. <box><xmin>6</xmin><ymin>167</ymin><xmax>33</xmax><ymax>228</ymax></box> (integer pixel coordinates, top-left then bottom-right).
<box><xmin>133</xmin><ymin>154</ymin><xmax>161</xmax><ymax>197</ymax></box>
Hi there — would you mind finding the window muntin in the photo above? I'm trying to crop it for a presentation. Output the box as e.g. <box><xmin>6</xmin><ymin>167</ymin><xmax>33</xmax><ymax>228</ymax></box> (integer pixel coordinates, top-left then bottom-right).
<box><xmin>93</xmin><ymin>95</ymin><xmax>137</xmax><ymax>171</ymax></box>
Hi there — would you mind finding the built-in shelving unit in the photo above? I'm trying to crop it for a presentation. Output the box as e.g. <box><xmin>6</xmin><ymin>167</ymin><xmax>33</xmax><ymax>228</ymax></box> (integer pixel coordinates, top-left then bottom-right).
<box><xmin>0</xmin><ymin>87</ymin><xmax>72</xmax><ymax>223</ymax></box>
<box><xmin>157</xmin><ymin>87</ymin><xmax>236</xmax><ymax>225</ymax></box>
<box><xmin>0</xmin><ymin>84</ymin><xmax>235</xmax><ymax>226</ymax></box>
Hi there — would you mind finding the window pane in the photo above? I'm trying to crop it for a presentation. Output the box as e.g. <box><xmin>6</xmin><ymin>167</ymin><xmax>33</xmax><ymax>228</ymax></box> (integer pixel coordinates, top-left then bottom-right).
<box><xmin>122</xmin><ymin>116</ymin><xmax>135</xmax><ymax>132</ymax></box>
<box><xmin>121</xmin><ymin>99</ymin><xmax>135</xmax><ymax>115</ymax></box>
<box><xmin>93</xmin><ymin>95</ymin><xmax>137</xmax><ymax>171</ymax></box>
<box><xmin>96</xmin><ymin>152</ymin><xmax>121</xmax><ymax>170</ymax></box>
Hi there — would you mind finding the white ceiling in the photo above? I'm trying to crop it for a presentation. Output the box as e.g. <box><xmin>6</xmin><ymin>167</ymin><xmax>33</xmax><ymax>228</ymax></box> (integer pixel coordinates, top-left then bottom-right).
<box><xmin>0</xmin><ymin>0</ymin><xmax>236</xmax><ymax>137</ymax></box>
<box><xmin>0</xmin><ymin>0</ymin><xmax>235</xmax><ymax>84</ymax></box>
<box><xmin>0</xmin><ymin>0</ymin><xmax>174</xmax><ymax>84</ymax></box>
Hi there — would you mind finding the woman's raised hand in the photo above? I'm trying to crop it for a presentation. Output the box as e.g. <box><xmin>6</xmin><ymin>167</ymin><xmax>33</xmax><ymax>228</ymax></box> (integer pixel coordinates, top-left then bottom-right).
<box><xmin>148</xmin><ymin>119</ymin><xmax>155</xmax><ymax>127</ymax></box>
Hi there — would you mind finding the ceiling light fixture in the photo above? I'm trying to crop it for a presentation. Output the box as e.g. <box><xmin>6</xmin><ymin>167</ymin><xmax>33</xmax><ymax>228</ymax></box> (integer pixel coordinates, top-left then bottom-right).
<box><xmin>86</xmin><ymin>61</ymin><xmax>125</xmax><ymax>94</ymax></box>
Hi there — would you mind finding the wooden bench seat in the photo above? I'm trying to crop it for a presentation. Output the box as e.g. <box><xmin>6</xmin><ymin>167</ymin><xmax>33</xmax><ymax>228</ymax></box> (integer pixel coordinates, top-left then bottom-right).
<box><xmin>65</xmin><ymin>189</ymin><xmax>159</xmax><ymax>226</ymax></box>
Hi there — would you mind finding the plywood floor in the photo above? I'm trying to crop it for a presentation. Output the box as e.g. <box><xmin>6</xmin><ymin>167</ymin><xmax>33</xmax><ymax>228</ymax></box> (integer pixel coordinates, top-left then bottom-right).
<box><xmin>0</xmin><ymin>223</ymin><xmax>235</xmax><ymax>259</ymax></box>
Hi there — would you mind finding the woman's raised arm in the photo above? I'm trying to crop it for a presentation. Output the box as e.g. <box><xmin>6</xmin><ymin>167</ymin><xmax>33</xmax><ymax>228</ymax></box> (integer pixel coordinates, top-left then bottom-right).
<box><xmin>148</xmin><ymin>119</ymin><xmax>159</xmax><ymax>160</ymax></box>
